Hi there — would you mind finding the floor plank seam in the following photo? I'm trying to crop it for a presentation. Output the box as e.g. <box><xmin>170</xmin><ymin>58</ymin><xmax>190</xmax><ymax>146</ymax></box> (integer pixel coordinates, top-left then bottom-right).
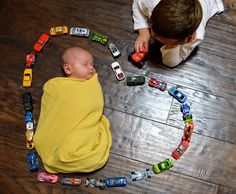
<box><xmin>104</xmin><ymin>106</ymin><xmax>236</xmax><ymax>145</ymax></box>
<box><xmin>110</xmin><ymin>152</ymin><xmax>224</xmax><ymax>189</ymax></box>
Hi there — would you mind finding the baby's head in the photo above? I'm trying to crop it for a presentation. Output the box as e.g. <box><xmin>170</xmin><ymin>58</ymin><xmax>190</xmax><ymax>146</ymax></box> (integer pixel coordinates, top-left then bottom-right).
<box><xmin>61</xmin><ymin>47</ymin><xmax>96</xmax><ymax>80</ymax></box>
<box><xmin>150</xmin><ymin>0</ymin><xmax>202</xmax><ymax>45</ymax></box>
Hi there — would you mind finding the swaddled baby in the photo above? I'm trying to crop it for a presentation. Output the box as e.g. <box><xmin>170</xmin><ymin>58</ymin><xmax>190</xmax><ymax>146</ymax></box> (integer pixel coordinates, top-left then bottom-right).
<box><xmin>34</xmin><ymin>47</ymin><xmax>112</xmax><ymax>173</ymax></box>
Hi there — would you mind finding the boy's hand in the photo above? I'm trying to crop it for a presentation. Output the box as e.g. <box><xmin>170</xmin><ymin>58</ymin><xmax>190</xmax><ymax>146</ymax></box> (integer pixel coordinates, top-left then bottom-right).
<box><xmin>135</xmin><ymin>28</ymin><xmax>151</xmax><ymax>52</ymax></box>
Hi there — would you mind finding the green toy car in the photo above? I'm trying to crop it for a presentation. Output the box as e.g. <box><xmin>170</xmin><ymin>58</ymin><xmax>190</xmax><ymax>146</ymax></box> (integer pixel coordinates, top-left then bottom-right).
<box><xmin>91</xmin><ymin>32</ymin><xmax>109</xmax><ymax>46</ymax></box>
<box><xmin>126</xmin><ymin>76</ymin><xmax>145</xmax><ymax>86</ymax></box>
<box><xmin>152</xmin><ymin>158</ymin><xmax>174</xmax><ymax>174</ymax></box>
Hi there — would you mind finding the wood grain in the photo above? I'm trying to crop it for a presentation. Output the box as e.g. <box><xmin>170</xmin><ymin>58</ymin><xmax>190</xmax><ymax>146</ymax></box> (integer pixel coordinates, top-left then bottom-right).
<box><xmin>104</xmin><ymin>108</ymin><xmax>236</xmax><ymax>189</ymax></box>
<box><xmin>0</xmin><ymin>0</ymin><xmax>235</xmax><ymax>193</ymax></box>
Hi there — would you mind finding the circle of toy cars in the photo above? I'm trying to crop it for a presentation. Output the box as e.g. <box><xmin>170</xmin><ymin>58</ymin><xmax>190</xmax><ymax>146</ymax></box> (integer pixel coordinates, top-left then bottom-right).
<box><xmin>21</xmin><ymin>25</ymin><xmax>195</xmax><ymax>189</ymax></box>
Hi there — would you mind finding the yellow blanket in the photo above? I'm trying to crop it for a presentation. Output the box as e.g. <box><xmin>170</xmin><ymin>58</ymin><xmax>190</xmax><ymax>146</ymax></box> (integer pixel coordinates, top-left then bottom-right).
<box><xmin>33</xmin><ymin>74</ymin><xmax>112</xmax><ymax>173</ymax></box>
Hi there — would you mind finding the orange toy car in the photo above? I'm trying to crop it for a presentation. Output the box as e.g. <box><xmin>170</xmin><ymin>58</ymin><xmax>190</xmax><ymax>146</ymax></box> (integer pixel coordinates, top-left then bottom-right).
<box><xmin>181</xmin><ymin>121</ymin><xmax>194</xmax><ymax>143</ymax></box>
<box><xmin>128</xmin><ymin>48</ymin><xmax>147</xmax><ymax>69</ymax></box>
<box><xmin>34</xmin><ymin>33</ymin><xmax>50</xmax><ymax>52</ymax></box>
<box><xmin>171</xmin><ymin>141</ymin><xmax>189</xmax><ymax>160</ymax></box>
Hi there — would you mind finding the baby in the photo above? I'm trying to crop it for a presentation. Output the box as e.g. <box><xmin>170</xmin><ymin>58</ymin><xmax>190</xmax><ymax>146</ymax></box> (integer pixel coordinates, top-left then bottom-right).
<box><xmin>33</xmin><ymin>47</ymin><xmax>112</xmax><ymax>173</ymax></box>
<box><xmin>133</xmin><ymin>0</ymin><xmax>224</xmax><ymax>67</ymax></box>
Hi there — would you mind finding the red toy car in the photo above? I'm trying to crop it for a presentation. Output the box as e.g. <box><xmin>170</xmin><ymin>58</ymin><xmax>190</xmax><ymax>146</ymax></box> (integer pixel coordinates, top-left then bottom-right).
<box><xmin>25</xmin><ymin>52</ymin><xmax>36</xmax><ymax>68</ymax></box>
<box><xmin>181</xmin><ymin>121</ymin><xmax>194</xmax><ymax>143</ymax></box>
<box><xmin>34</xmin><ymin>33</ymin><xmax>50</xmax><ymax>52</ymax></box>
<box><xmin>128</xmin><ymin>49</ymin><xmax>147</xmax><ymax>69</ymax></box>
<box><xmin>171</xmin><ymin>141</ymin><xmax>189</xmax><ymax>160</ymax></box>
<box><xmin>148</xmin><ymin>78</ymin><xmax>167</xmax><ymax>91</ymax></box>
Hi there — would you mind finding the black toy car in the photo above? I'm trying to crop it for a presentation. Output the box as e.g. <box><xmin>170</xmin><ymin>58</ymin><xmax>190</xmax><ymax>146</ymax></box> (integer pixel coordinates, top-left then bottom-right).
<box><xmin>126</xmin><ymin>76</ymin><xmax>145</xmax><ymax>86</ymax></box>
<box><xmin>22</xmin><ymin>93</ymin><xmax>33</xmax><ymax>112</ymax></box>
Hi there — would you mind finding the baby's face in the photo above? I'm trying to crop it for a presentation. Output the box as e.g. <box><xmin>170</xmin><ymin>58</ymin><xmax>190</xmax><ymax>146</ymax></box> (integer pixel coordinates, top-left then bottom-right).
<box><xmin>70</xmin><ymin>51</ymin><xmax>96</xmax><ymax>80</ymax></box>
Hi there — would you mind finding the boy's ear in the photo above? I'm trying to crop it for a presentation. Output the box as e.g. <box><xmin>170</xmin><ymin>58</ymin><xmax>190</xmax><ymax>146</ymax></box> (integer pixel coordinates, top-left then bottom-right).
<box><xmin>63</xmin><ymin>64</ymin><xmax>72</xmax><ymax>75</ymax></box>
<box><xmin>185</xmin><ymin>32</ymin><xmax>196</xmax><ymax>43</ymax></box>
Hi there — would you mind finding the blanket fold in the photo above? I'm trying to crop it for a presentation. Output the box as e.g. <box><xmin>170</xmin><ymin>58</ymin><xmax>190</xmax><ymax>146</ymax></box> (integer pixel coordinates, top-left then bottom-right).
<box><xmin>34</xmin><ymin>74</ymin><xmax>112</xmax><ymax>173</ymax></box>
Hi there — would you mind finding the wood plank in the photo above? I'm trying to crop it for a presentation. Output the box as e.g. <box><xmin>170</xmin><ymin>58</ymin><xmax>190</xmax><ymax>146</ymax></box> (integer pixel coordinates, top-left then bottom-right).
<box><xmin>167</xmin><ymin>86</ymin><xmax>236</xmax><ymax>144</ymax></box>
<box><xmin>217</xmin><ymin>186</ymin><xmax>236</xmax><ymax>194</ymax></box>
<box><xmin>0</xmin><ymin>0</ymin><xmax>235</xmax><ymax>193</ymax></box>
<box><xmin>96</xmin><ymin>63</ymin><xmax>175</xmax><ymax>123</ymax></box>
<box><xmin>0</xmin><ymin>121</ymin><xmax>219</xmax><ymax>194</ymax></box>
<box><xmin>104</xmin><ymin>108</ymin><xmax>236</xmax><ymax>189</ymax></box>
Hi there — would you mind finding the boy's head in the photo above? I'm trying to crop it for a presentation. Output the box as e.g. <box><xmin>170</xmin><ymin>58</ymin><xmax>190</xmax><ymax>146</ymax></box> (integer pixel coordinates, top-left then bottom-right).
<box><xmin>61</xmin><ymin>47</ymin><xmax>96</xmax><ymax>80</ymax></box>
<box><xmin>150</xmin><ymin>0</ymin><xmax>202</xmax><ymax>45</ymax></box>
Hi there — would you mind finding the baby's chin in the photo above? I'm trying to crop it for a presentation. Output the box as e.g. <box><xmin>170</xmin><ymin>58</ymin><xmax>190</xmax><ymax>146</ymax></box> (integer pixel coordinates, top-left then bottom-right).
<box><xmin>85</xmin><ymin>71</ymin><xmax>96</xmax><ymax>80</ymax></box>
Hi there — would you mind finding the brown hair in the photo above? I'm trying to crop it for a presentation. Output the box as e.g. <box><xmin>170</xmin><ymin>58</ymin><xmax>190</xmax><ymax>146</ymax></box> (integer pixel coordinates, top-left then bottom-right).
<box><xmin>150</xmin><ymin>0</ymin><xmax>203</xmax><ymax>40</ymax></box>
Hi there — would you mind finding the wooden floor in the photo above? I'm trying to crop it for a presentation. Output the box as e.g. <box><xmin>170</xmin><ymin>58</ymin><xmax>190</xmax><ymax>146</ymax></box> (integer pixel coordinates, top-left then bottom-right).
<box><xmin>0</xmin><ymin>0</ymin><xmax>236</xmax><ymax>193</ymax></box>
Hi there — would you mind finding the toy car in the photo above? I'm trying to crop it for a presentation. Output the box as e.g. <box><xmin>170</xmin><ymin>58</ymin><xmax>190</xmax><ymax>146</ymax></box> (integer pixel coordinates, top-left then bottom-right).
<box><xmin>22</xmin><ymin>93</ymin><xmax>33</xmax><ymax>112</ymax></box>
<box><xmin>24</xmin><ymin>111</ymin><xmax>33</xmax><ymax>123</ymax></box>
<box><xmin>108</xmin><ymin>43</ymin><xmax>121</xmax><ymax>58</ymax></box>
<box><xmin>126</xmin><ymin>76</ymin><xmax>145</xmax><ymax>86</ymax></box>
<box><xmin>182</xmin><ymin>121</ymin><xmax>194</xmax><ymax>143</ymax></box>
<box><xmin>50</xmin><ymin>26</ymin><xmax>68</xmax><ymax>36</ymax></box>
<box><xmin>26</xmin><ymin>121</ymin><xmax>34</xmax><ymax>130</ymax></box>
<box><xmin>152</xmin><ymin>158</ymin><xmax>174</xmax><ymax>174</ymax></box>
<box><xmin>183</xmin><ymin>112</ymin><xmax>193</xmax><ymax>123</ymax></box>
<box><xmin>128</xmin><ymin>50</ymin><xmax>147</xmax><ymax>69</ymax></box>
<box><xmin>91</xmin><ymin>32</ymin><xmax>109</xmax><ymax>46</ymax></box>
<box><xmin>171</xmin><ymin>141</ymin><xmax>189</xmax><ymax>160</ymax></box>
<box><xmin>85</xmin><ymin>178</ymin><xmax>106</xmax><ymax>190</ymax></box>
<box><xmin>34</xmin><ymin>33</ymin><xmax>50</xmax><ymax>52</ymax></box>
<box><xmin>105</xmin><ymin>177</ymin><xmax>127</xmax><ymax>187</ymax></box>
<box><xmin>148</xmin><ymin>78</ymin><xmax>167</xmax><ymax>91</ymax></box>
<box><xmin>61</xmin><ymin>177</ymin><xmax>82</xmax><ymax>186</ymax></box>
<box><xmin>130</xmin><ymin>169</ymin><xmax>153</xmax><ymax>181</ymax></box>
<box><xmin>27</xmin><ymin>151</ymin><xmax>39</xmax><ymax>173</ymax></box>
<box><xmin>25</xmin><ymin>52</ymin><xmax>36</xmax><ymax>68</ymax></box>
<box><xmin>180</xmin><ymin>102</ymin><xmax>190</xmax><ymax>115</ymax></box>
<box><xmin>69</xmin><ymin>27</ymin><xmax>90</xmax><ymax>37</ymax></box>
<box><xmin>23</xmin><ymin>68</ymin><xmax>32</xmax><ymax>87</ymax></box>
<box><xmin>168</xmin><ymin>87</ymin><xmax>187</xmax><ymax>103</ymax></box>
<box><xmin>37</xmin><ymin>172</ymin><xmax>58</xmax><ymax>183</ymax></box>
<box><xmin>25</xmin><ymin>130</ymin><xmax>34</xmax><ymax>149</ymax></box>
<box><xmin>111</xmin><ymin>62</ymin><xmax>125</xmax><ymax>81</ymax></box>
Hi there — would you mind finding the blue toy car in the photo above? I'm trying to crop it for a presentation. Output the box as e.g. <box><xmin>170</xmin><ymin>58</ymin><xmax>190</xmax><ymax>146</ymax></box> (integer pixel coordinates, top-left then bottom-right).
<box><xmin>168</xmin><ymin>87</ymin><xmax>187</xmax><ymax>103</ymax></box>
<box><xmin>27</xmin><ymin>151</ymin><xmax>39</xmax><ymax>173</ymax></box>
<box><xmin>180</xmin><ymin>102</ymin><xmax>190</xmax><ymax>115</ymax></box>
<box><xmin>105</xmin><ymin>177</ymin><xmax>127</xmax><ymax>187</ymax></box>
<box><xmin>24</xmin><ymin>111</ymin><xmax>33</xmax><ymax>123</ymax></box>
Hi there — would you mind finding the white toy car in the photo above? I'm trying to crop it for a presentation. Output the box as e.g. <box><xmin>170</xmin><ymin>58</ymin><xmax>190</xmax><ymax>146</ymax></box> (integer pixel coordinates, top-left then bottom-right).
<box><xmin>69</xmin><ymin>27</ymin><xmax>89</xmax><ymax>37</ymax></box>
<box><xmin>26</xmin><ymin>121</ymin><xmax>34</xmax><ymax>130</ymax></box>
<box><xmin>108</xmin><ymin>43</ymin><xmax>121</xmax><ymax>58</ymax></box>
<box><xmin>111</xmin><ymin>62</ymin><xmax>125</xmax><ymax>81</ymax></box>
<box><xmin>130</xmin><ymin>169</ymin><xmax>153</xmax><ymax>181</ymax></box>
<box><xmin>85</xmin><ymin>178</ymin><xmax>106</xmax><ymax>190</ymax></box>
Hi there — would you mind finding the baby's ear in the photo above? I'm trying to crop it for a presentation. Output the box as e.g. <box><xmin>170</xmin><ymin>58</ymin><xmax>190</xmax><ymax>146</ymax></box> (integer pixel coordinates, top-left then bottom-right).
<box><xmin>63</xmin><ymin>64</ymin><xmax>72</xmax><ymax>75</ymax></box>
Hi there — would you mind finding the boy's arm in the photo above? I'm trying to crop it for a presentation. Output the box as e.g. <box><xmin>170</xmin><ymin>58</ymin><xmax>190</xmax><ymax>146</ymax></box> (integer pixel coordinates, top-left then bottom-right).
<box><xmin>160</xmin><ymin>39</ymin><xmax>202</xmax><ymax>67</ymax></box>
<box><xmin>133</xmin><ymin>0</ymin><xmax>151</xmax><ymax>52</ymax></box>
<box><xmin>132</xmin><ymin>0</ymin><xmax>149</xmax><ymax>30</ymax></box>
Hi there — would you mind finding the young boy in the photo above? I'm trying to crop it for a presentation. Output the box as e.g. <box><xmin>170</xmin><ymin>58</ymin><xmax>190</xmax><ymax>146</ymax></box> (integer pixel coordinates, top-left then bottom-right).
<box><xmin>33</xmin><ymin>47</ymin><xmax>112</xmax><ymax>173</ymax></box>
<box><xmin>133</xmin><ymin>0</ymin><xmax>224</xmax><ymax>67</ymax></box>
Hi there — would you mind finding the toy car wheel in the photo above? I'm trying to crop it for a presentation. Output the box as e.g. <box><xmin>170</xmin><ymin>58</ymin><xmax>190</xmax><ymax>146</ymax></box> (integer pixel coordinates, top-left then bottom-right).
<box><xmin>128</xmin><ymin>52</ymin><xmax>133</xmax><ymax>61</ymax></box>
<box><xmin>139</xmin><ymin>60</ymin><xmax>145</xmax><ymax>68</ymax></box>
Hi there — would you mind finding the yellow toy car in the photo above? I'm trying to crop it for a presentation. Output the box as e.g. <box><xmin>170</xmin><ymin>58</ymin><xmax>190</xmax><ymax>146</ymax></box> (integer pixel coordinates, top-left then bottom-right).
<box><xmin>50</xmin><ymin>26</ymin><xmax>68</xmax><ymax>36</ymax></box>
<box><xmin>23</xmin><ymin>68</ymin><xmax>32</xmax><ymax>87</ymax></box>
